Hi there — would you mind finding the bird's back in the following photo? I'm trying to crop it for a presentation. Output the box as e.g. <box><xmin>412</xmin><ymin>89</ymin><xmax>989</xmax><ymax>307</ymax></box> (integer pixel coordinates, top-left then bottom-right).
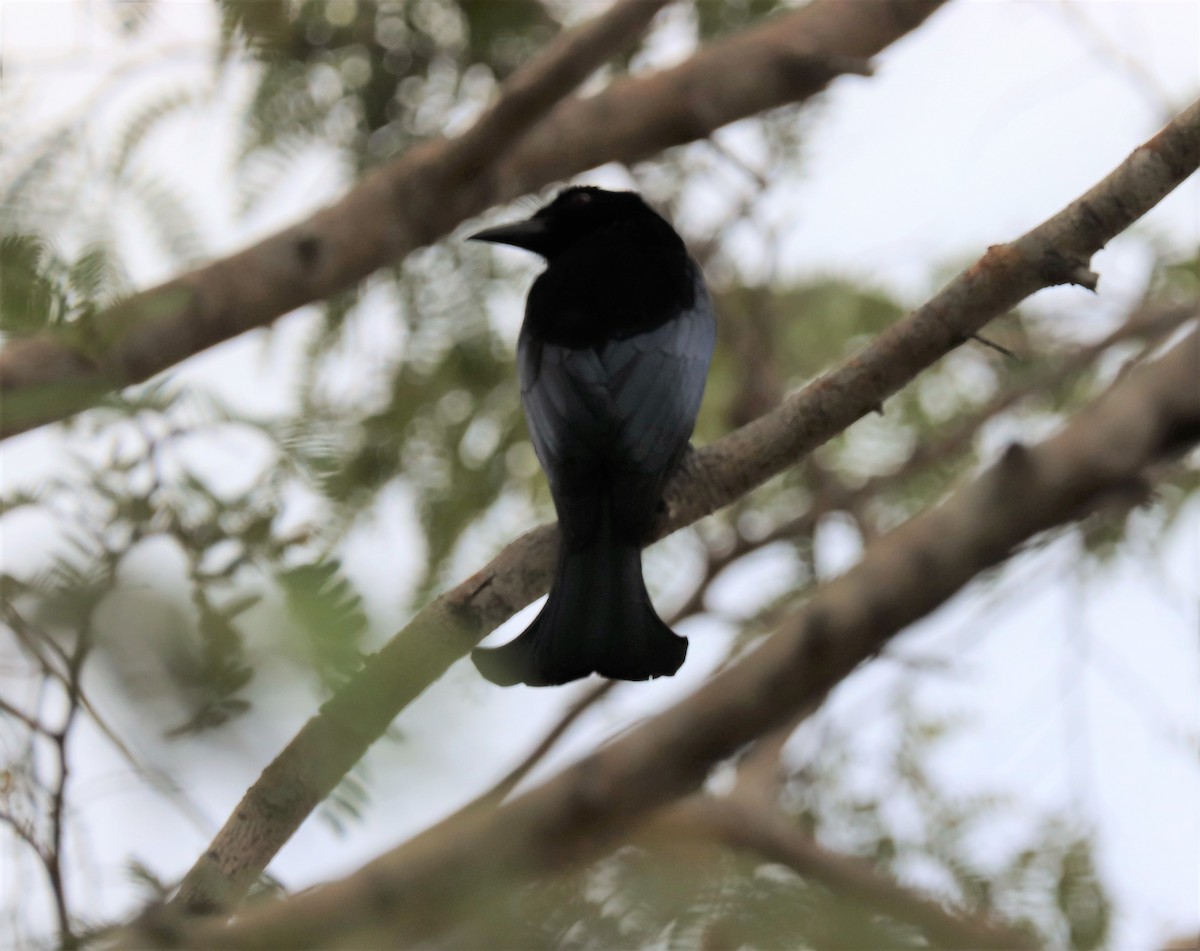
<box><xmin>518</xmin><ymin>270</ymin><xmax>715</xmax><ymax>547</ymax></box>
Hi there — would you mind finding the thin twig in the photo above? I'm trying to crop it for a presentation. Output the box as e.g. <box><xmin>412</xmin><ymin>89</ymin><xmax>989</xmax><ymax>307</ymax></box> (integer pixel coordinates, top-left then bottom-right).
<box><xmin>970</xmin><ymin>332</ymin><xmax>1021</xmax><ymax>360</ymax></box>
<box><xmin>465</xmin><ymin>681</ymin><xmax>616</xmax><ymax>814</ymax></box>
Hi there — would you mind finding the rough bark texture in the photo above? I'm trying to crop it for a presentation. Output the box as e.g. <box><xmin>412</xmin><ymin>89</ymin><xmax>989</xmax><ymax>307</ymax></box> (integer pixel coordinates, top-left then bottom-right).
<box><xmin>161</xmin><ymin>325</ymin><xmax>1200</xmax><ymax>948</ymax></box>
<box><xmin>162</xmin><ymin>94</ymin><xmax>1200</xmax><ymax>919</ymax></box>
<box><xmin>0</xmin><ymin>0</ymin><xmax>945</xmax><ymax>440</ymax></box>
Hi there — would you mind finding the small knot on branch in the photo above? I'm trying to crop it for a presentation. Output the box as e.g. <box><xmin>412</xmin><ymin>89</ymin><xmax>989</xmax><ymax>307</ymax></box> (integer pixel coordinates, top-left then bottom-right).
<box><xmin>1038</xmin><ymin>249</ymin><xmax>1100</xmax><ymax>291</ymax></box>
<box><xmin>1154</xmin><ymin>412</ymin><xmax>1200</xmax><ymax>460</ymax></box>
<box><xmin>993</xmin><ymin>443</ymin><xmax>1036</xmax><ymax>499</ymax></box>
<box><xmin>820</xmin><ymin>53</ymin><xmax>876</xmax><ymax>78</ymax></box>
<box><xmin>1068</xmin><ymin>265</ymin><xmax>1100</xmax><ymax>291</ymax></box>
<box><xmin>799</xmin><ymin>609</ymin><xmax>831</xmax><ymax>667</ymax></box>
<box><xmin>295</xmin><ymin>233</ymin><xmax>321</xmax><ymax>266</ymax></box>
<box><xmin>781</xmin><ymin>51</ymin><xmax>875</xmax><ymax>88</ymax></box>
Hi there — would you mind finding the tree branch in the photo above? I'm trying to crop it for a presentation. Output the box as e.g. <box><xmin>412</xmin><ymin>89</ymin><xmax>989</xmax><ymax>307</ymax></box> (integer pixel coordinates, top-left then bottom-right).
<box><xmin>162</xmin><ymin>323</ymin><xmax>1200</xmax><ymax>949</ymax></box>
<box><xmin>163</xmin><ymin>96</ymin><xmax>1200</xmax><ymax>917</ymax></box>
<box><xmin>0</xmin><ymin>0</ymin><xmax>945</xmax><ymax>440</ymax></box>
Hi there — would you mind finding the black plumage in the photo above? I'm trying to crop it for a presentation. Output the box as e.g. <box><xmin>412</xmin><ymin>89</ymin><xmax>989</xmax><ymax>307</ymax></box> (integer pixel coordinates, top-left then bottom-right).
<box><xmin>468</xmin><ymin>186</ymin><xmax>716</xmax><ymax>687</ymax></box>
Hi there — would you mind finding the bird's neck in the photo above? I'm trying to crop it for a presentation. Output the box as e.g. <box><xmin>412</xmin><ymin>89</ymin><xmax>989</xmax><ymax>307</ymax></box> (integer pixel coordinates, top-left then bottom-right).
<box><xmin>525</xmin><ymin>232</ymin><xmax>696</xmax><ymax>350</ymax></box>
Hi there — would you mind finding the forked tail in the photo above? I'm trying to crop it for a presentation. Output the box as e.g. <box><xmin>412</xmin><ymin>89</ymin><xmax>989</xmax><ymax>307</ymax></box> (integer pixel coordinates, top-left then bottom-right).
<box><xmin>471</xmin><ymin>528</ymin><xmax>686</xmax><ymax>687</ymax></box>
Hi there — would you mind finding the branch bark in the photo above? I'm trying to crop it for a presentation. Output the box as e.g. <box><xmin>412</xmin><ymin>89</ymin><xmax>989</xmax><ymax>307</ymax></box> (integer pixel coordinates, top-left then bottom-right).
<box><xmin>0</xmin><ymin>0</ymin><xmax>945</xmax><ymax>440</ymax></box>
<box><xmin>161</xmin><ymin>323</ymin><xmax>1200</xmax><ymax>949</ymax></box>
<box><xmin>163</xmin><ymin>95</ymin><xmax>1200</xmax><ymax>917</ymax></box>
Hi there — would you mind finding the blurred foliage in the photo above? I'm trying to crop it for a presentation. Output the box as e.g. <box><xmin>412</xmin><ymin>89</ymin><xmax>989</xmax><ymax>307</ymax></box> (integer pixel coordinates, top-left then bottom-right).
<box><xmin>783</xmin><ymin>698</ymin><xmax>1111</xmax><ymax>951</ymax></box>
<box><xmin>0</xmin><ymin>385</ymin><xmax>354</xmax><ymax>736</ymax></box>
<box><xmin>2</xmin><ymin>1</ymin><xmax>1197</xmax><ymax>946</ymax></box>
<box><xmin>693</xmin><ymin>0</ymin><xmax>788</xmax><ymax>39</ymax></box>
<box><xmin>278</xmin><ymin>557</ymin><xmax>369</xmax><ymax>688</ymax></box>
<box><xmin>216</xmin><ymin>0</ymin><xmax>558</xmax><ymax>178</ymax></box>
<box><xmin>0</xmin><ymin>233</ymin><xmax>129</xmax><ymax>342</ymax></box>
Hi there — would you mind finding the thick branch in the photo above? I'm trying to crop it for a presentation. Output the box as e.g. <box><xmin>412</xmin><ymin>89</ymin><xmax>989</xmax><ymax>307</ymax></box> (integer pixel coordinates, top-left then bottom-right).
<box><xmin>0</xmin><ymin>0</ymin><xmax>944</xmax><ymax>440</ymax></box>
<box><xmin>169</xmin><ymin>324</ymin><xmax>1200</xmax><ymax>949</ymax></box>
<box><xmin>165</xmin><ymin>96</ymin><xmax>1200</xmax><ymax>916</ymax></box>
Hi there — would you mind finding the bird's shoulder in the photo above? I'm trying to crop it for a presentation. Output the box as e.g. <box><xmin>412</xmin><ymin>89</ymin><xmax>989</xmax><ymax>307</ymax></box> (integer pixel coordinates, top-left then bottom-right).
<box><xmin>519</xmin><ymin>271</ymin><xmax>713</xmax><ymax>393</ymax></box>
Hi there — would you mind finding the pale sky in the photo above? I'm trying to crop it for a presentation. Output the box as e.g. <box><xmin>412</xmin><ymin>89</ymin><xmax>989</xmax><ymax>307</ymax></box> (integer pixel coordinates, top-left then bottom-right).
<box><xmin>1</xmin><ymin>2</ymin><xmax>1198</xmax><ymax>948</ymax></box>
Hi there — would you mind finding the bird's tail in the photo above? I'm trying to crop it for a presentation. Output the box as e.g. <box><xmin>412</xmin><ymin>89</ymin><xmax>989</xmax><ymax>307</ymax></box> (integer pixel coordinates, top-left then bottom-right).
<box><xmin>471</xmin><ymin>518</ymin><xmax>686</xmax><ymax>687</ymax></box>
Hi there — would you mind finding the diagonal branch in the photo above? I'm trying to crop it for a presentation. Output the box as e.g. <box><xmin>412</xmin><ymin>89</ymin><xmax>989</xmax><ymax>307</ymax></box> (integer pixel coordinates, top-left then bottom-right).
<box><xmin>168</xmin><ymin>324</ymin><xmax>1200</xmax><ymax>949</ymax></box>
<box><xmin>163</xmin><ymin>96</ymin><xmax>1200</xmax><ymax>917</ymax></box>
<box><xmin>0</xmin><ymin>0</ymin><xmax>945</xmax><ymax>440</ymax></box>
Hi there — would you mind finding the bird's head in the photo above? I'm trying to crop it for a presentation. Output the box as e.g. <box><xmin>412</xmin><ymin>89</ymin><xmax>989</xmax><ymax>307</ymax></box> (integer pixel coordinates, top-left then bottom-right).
<box><xmin>468</xmin><ymin>186</ymin><xmax>671</xmax><ymax>259</ymax></box>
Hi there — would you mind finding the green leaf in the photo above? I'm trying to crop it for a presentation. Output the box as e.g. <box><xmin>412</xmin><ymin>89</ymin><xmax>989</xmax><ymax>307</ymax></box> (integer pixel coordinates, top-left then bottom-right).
<box><xmin>277</xmin><ymin>558</ymin><xmax>368</xmax><ymax>686</ymax></box>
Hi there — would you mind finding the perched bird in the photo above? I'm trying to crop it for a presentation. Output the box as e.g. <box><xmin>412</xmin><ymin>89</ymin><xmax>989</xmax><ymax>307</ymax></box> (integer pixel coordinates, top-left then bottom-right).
<box><xmin>468</xmin><ymin>186</ymin><xmax>716</xmax><ymax>687</ymax></box>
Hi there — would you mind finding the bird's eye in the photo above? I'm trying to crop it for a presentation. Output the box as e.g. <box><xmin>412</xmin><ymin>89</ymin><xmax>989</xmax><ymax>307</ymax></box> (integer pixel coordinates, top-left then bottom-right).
<box><xmin>571</xmin><ymin>191</ymin><xmax>593</xmax><ymax>207</ymax></box>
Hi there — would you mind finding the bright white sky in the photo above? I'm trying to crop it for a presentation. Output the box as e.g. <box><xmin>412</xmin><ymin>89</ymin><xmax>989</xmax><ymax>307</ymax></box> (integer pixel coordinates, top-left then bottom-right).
<box><xmin>1</xmin><ymin>2</ymin><xmax>1198</xmax><ymax>948</ymax></box>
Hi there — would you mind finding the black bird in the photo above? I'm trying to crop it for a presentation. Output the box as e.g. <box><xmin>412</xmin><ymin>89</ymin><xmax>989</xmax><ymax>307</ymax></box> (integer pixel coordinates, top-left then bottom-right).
<box><xmin>468</xmin><ymin>186</ymin><xmax>716</xmax><ymax>687</ymax></box>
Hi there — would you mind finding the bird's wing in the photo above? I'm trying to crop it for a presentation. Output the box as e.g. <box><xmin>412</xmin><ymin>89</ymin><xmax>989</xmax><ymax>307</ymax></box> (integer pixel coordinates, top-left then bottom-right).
<box><xmin>595</xmin><ymin>284</ymin><xmax>715</xmax><ymax>474</ymax></box>
<box><xmin>518</xmin><ymin>279</ymin><xmax>715</xmax><ymax>540</ymax></box>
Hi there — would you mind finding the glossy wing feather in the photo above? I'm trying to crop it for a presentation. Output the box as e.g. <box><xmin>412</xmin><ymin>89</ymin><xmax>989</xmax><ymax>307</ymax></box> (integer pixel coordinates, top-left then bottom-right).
<box><xmin>518</xmin><ymin>279</ymin><xmax>715</xmax><ymax>545</ymax></box>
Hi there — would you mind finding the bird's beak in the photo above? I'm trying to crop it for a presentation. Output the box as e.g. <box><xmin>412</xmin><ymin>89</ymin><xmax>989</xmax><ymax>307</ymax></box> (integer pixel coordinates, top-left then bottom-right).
<box><xmin>467</xmin><ymin>218</ymin><xmax>549</xmax><ymax>253</ymax></box>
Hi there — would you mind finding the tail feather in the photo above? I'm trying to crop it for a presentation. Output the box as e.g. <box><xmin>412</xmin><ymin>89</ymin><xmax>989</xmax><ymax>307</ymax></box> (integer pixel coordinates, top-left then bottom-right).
<box><xmin>471</xmin><ymin>535</ymin><xmax>686</xmax><ymax>688</ymax></box>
